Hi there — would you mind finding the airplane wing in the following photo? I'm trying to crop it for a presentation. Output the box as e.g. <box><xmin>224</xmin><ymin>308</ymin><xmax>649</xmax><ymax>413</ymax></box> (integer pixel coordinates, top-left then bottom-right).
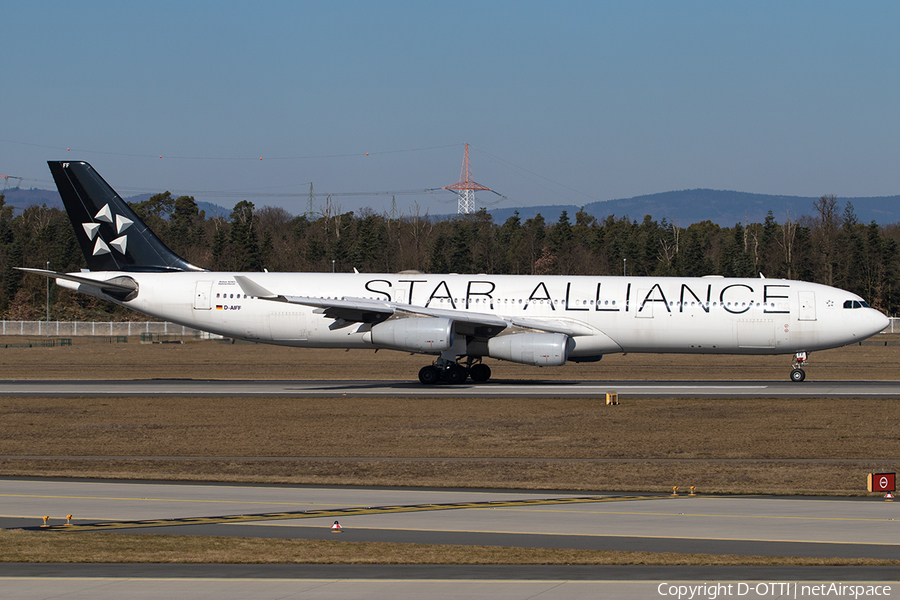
<box><xmin>234</xmin><ymin>275</ymin><xmax>397</xmax><ymax>324</ymax></box>
<box><xmin>234</xmin><ymin>275</ymin><xmax>595</xmax><ymax>338</ymax></box>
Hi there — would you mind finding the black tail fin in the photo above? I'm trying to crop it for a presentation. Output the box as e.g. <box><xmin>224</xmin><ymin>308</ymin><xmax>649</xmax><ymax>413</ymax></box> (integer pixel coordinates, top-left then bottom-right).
<box><xmin>48</xmin><ymin>161</ymin><xmax>203</xmax><ymax>272</ymax></box>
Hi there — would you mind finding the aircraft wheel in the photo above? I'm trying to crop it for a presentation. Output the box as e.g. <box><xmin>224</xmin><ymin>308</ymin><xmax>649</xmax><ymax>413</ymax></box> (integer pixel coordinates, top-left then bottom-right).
<box><xmin>790</xmin><ymin>368</ymin><xmax>806</xmax><ymax>382</ymax></box>
<box><xmin>446</xmin><ymin>364</ymin><xmax>468</xmax><ymax>384</ymax></box>
<box><xmin>418</xmin><ymin>365</ymin><xmax>441</xmax><ymax>385</ymax></box>
<box><xmin>469</xmin><ymin>363</ymin><xmax>491</xmax><ymax>382</ymax></box>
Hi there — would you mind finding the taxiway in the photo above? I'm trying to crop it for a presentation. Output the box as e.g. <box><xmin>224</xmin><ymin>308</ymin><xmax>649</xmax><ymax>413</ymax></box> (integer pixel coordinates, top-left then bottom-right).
<box><xmin>3</xmin><ymin>479</ymin><xmax>898</xmax><ymax>598</ymax></box>
<box><xmin>3</xmin><ymin>378</ymin><xmax>900</xmax><ymax>398</ymax></box>
<box><xmin>4</xmin><ymin>478</ymin><xmax>899</xmax><ymax>558</ymax></box>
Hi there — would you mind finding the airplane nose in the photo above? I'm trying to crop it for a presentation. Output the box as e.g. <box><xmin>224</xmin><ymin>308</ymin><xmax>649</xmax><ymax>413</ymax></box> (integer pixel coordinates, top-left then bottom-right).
<box><xmin>870</xmin><ymin>309</ymin><xmax>890</xmax><ymax>336</ymax></box>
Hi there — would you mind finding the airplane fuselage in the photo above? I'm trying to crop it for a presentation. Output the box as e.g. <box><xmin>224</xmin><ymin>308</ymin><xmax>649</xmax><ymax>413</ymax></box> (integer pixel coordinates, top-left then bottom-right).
<box><xmin>59</xmin><ymin>271</ymin><xmax>888</xmax><ymax>357</ymax></box>
<box><xmin>37</xmin><ymin>160</ymin><xmax>890</xmax><ymax>383</ymax></box>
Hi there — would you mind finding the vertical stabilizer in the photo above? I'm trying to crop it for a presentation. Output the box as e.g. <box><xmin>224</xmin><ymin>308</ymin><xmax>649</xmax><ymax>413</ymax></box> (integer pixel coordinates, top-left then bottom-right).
<box><xmin>48</xmin><ymin>161</ymin><xmax>203</xmax><ymax>272</ymax></box>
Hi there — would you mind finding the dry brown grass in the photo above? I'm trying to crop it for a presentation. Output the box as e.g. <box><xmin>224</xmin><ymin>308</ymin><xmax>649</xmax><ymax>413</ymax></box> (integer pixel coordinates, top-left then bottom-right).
<box><xmin>1</xmin><ymin>334</ymin><xmax>899</xmax><ymax>380</ymax></box>
<box><xmin>3</xmin><ymin>530</ymin><xmax>898</xmax><ymax>566</ymax></box>
<box><xmin>0</xmin><ymin>393</ymin><xmax>898</xmax><ymax>493</ymax></box>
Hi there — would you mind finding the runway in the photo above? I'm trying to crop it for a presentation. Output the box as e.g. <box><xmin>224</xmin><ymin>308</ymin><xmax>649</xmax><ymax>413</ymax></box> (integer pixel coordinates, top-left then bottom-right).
<box><xmin>1</xmin><ymin>568</ymin><xmax>898</xmax><ymax>600</ymax></box>
<box><xmin>3</xmin><ymin>378</ymin><xmax>900</xmax><ymax>397</ymax></box>
<box><xmin>3</xmin><ymin>479</ymin><xmax>898</xmax><ymax>598</ymax></box>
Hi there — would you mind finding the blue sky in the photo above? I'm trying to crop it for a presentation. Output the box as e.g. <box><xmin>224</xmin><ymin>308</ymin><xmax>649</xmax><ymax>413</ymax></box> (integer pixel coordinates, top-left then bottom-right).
<box><xmin>4</xmin><ymin>1</ymin><xmax>900</xmax><ymax>216</ymax></box>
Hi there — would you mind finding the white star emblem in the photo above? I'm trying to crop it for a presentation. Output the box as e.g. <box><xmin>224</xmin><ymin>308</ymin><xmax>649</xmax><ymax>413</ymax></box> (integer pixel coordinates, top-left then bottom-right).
<box><xmin>82</xmin><ymin>204</ymin><xmax>131</xmax><ymax>256</ymax></box>
<box><xmin>95</xmin><ymin>204</ymin><xmax>113</xmax><ymax>223</ymax></box>
<box><xmin>116</xmin><ymin>214</ymin><xmax>133</xmax><ymax>234</ymax></box>
<box><xmin>93</xmin><ymin>237</ymin><xmax>111</xmax><ymax>256</ymax></box>
<box><xmin>83</xmin><ymin>222</ymin><xmax>100</xmax><ymax>240</ymax></box>
<box><xmin>110</xmin><ymin>235</ymin><xmax>128</xmax><ymax>254</ymax></box>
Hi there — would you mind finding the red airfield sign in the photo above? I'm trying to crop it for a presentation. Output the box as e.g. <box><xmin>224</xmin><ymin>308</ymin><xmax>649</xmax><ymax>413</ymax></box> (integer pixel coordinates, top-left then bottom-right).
<box><xmin>867</xmin><ymin>473</ymin><xmax>896</xmax><ymax>492</ymax></box>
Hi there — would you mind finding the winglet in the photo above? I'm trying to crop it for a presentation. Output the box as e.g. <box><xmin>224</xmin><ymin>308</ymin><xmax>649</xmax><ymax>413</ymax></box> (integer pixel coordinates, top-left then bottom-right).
<box><xmin>233</xmin><ymin>275</ymin><xmax>282</xmax><ymax>300</ymax></box>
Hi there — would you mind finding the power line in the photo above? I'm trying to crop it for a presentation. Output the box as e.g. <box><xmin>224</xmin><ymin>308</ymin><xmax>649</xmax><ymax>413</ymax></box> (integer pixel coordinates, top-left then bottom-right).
<box><xmin>0</xmin><ymin>137</ymin><xmax>462</xmax><ymax>161</ymax></box>
<box><xmin>470</xmin><ymin>145</ymin><xmax>603</xmax><ymax>204</ymax></box>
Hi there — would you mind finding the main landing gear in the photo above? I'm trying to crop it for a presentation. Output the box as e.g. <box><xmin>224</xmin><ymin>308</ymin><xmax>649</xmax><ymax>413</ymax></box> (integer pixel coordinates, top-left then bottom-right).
<box><xmin>418</xmin><ymin>357</ymin><xmax>491</xmax><ymax>385</ymax></box>
<box><xmin>790</xmin><ymin>351</ymin><xmax>808</xmax><ymax>382</ymax></box>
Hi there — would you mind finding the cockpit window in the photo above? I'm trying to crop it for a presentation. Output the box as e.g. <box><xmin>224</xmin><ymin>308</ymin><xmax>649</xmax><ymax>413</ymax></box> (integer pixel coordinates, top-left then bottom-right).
<box><xmin>843</xmin><ymin>300</ymin><xmax>871</xmax><ymax>309</ymax></box>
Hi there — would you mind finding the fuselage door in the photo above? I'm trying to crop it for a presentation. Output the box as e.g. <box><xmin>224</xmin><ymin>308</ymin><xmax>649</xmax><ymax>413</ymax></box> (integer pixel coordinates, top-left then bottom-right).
<box><xmin>193</xmin><ymin>280</ymin><xmax>213</xmax><ymax>310</ymax></box>
<box><xmin>798</xmin><ymin>291</ymin><xmax>816</xmax><ymax>321</ymax></box>
<box><xmin>269</xmin><ymin>311</ymin><xmax>309</xmax><ymax>341</ymax></box>
<box><xmin>737</xmin><ymin>319</ymin><xmax>776</xmax><ymax>348</ymax></box>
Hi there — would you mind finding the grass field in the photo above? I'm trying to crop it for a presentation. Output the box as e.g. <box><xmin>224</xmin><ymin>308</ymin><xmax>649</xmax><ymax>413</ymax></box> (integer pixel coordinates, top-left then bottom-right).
<box><xmin>2</xmin><ymin>334</ymin><xmax>899</xmax><ymax>380</ymax></box>
<box><xmin>2</xmin><ymin>336</ymin><xmax>899</xmax><ymax>564</ymax></box>
<box><xmin>1</xmin><ymin>336</ymin><xmax>899</xmax><ymax>493</ymax></box>
<box><xmin>3</xmin><ymin>529</ymin><xmax>898</xmax><ymax>566</ymax></box>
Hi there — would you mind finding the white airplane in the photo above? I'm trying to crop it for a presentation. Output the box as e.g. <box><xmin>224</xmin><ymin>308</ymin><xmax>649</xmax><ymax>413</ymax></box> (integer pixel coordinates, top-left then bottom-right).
<box><xmin>22</xmin><ymin>161</ymin><xmax>889</xmax><ymax>384</ymax></box>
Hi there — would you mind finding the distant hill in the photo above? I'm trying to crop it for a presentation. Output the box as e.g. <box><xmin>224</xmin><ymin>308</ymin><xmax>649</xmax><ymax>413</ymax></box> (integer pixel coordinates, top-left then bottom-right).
<box><xmin>1</xmin><ymin>187</ymin><xmax>64</xmax><ymax>211</ymax></box>
<box><xmin>4</xmin><ymin>185</ymin><xmax>900</xmax><ymax>226</ymax></box>
<box><xmin>1</xmin><ymin>187</ymin><xmax>227</xmax><ymax>219</ymax></box>
<box><xmin>485</xmin><ymin>189</ymin><xmax>900</xmax><ymax>227</ymax></box>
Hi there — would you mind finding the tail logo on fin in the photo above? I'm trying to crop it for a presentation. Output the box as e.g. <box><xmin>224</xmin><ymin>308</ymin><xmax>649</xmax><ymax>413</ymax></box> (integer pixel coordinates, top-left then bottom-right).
<box><xmin>49</xmin><ymin>161</ymin><xmax>204</xmax><ymax>272</ymax></box>
<box><xmin>83</xmin><ymin>203</ymin><xmax>133</xmax><ymax>257</ymax></box>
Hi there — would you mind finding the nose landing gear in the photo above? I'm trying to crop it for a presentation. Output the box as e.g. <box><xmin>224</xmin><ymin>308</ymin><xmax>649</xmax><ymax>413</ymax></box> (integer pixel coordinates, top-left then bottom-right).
<box><xmin>790</xmin><ymin>351</ymin><xmax>808</xmax><ymax>382</ymax></box>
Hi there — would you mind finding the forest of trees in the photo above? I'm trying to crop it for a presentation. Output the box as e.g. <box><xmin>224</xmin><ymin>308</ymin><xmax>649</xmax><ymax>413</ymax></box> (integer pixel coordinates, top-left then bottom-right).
<box><xmin>2</xmin><ymin>191</ymin><xmax>899</xmax><ymax>320</ymax></box>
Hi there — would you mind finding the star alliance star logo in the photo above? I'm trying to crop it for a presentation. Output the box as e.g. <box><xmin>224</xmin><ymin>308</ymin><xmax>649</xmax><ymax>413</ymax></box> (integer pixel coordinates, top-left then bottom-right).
<box><xmin>82</xmin><ymin>203</ymin><xmax>133</xmax><ymax>256</ymax></box>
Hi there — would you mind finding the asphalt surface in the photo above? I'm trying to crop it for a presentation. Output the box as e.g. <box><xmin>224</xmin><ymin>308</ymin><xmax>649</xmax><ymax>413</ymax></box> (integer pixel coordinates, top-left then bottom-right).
<box><xmin>5</xmin><ymin>478</ymin><xmax>900</xmax><ymax>558</ymax></box>
<box><xmin>4</xmin><ymin>478</ymin><xmax>899</xmax><ymax>598</ymax></box>
<box><xmin>3</xmin><ymin>572</ymin><xmax>896</xmax><ymax>600</ymax></box>
<box><xmin>3</xmin><ymin>378</ymin><xmax>900</xmax><ymax>397</ymax></box>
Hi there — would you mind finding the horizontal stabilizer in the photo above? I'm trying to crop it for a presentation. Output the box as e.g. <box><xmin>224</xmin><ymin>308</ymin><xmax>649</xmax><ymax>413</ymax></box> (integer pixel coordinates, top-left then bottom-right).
<box><xmin>16</xmin><ymin>268</ymin><xmax>137</xmax><ymax>293</ymax></box>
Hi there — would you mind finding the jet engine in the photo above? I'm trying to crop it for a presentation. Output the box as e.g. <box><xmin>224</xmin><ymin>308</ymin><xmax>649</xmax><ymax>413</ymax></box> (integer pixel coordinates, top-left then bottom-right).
<box><xmin>487</xmin><ymin>333</ymin><xmax>570</xmax><ymax>367</ymax></box>
<box><xmin>363</xmin><ymin>317</ymin><xmax>455</xmax><ymax>353</ymax></box>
